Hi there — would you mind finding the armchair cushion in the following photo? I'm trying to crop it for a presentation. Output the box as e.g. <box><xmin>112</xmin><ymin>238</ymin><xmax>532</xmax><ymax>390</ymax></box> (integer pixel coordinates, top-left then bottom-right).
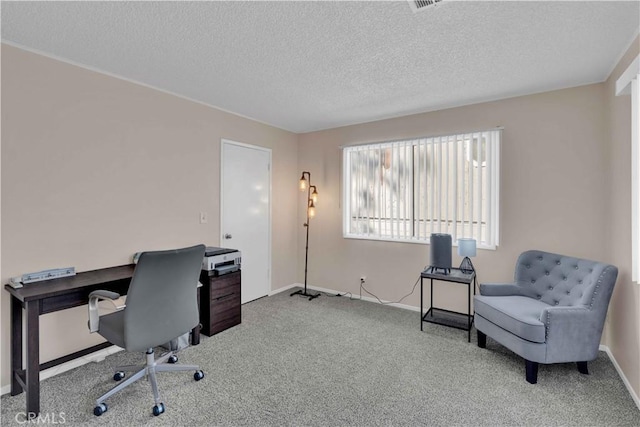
<box><xmin>475</xmin><ymin>295</ymin><xmax>548</xmax><ymax>343</ymax></box>
<box><xmin>479</xmin><ymin>283</ymin><xmax>526</xmax><ymax>297</ymax></box>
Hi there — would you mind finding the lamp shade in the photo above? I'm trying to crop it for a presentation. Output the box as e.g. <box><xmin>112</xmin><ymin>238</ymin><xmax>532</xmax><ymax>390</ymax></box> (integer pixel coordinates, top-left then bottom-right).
<box><xmin>457</xmin><ymin>238</ymin><xmax>477</xmax><ymax>257</ymax></box>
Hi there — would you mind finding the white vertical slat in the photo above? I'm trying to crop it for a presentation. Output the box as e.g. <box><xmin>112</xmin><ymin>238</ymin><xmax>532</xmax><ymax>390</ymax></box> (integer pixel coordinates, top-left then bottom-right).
<box><xmin>468</xmin><ymin>134</ymin><xmax>474</xmax><ymax>239</ymax></box>
<box><xmin>445</xmin><ymin>135</ymin><xmax>450</xmax><ymax>235</ymax></box>
<box><xmin>415</xmin><ymin>141</ymin><xmax>420</xmax><ymax>239</ymax></box>
<box><xmin>407</xmin><ymin>141</ymin><xmax>412</xmax><ymax>238</ymax></box>
<box><xmin>429</xmin><ymin>136</ymin><xmax>435</xmax><ymax>237</ymax></box>
<box><xmin>344</xmin><ymin>149</ymin><xmax>349</xmax><ymax>235</ymax></box>
<box><xmin>477</xmin><ymin>133</ymin><xmax>484</xmax><ymax>243</ymax></box>
<box><xmin>486</xmin><ymin>134</ymin><xmax>492</xmax><ymax>246</ymax></box>
<box><xmin>360</xmin><ymin>147</ymin><xmax>365</xmax><ymax>236</ymax></box>
<box><xmin>437</xmin><ymin>136</ymin><xmax>442</xmax><ymax>232</ymax></box>
<box><xmin>423</xmin><ymin>138</ymin><xmax>428</xmax><ymax>241</ymax></box>
<box><xmin>377</xmin><ymin>146</ymin><xmax>381</xmax><ymax>237</ymax></box>
<box><xmin>364</xmin><ymin>146</ymin><xmax>368</xmax><ymax>237</ymax></box>
<box><xmin>380</xmin><ymin>149</ymin><xmax>387</xmax><ymax>239</ymax></box>
<box><xmin>494</xmin><ymin>130</ymin><xmax>501</xmax><ymax>247</ymax></box>
<box><xmin>394</xmin><ymin>142</ymin><xmax>399</xmax><ymax>239</ymax></box>
<box><xmin>452</xmin><ymin>136</ymin><xmax>459</xmax><ymax>241</ymax></box>
<box><xmin>403</xmin><ymin>141</ymin><xmax>408</xmax><ymax>239</ymax></box>
<box><xmin>460</xmin><ymin>135</ymin><xmax>469</xmax><ymax>237</ymax></box>
<box><xmin>351</xmin><ymin>149</ymin><xmax>362</xmax><ymax>235</ymax></box>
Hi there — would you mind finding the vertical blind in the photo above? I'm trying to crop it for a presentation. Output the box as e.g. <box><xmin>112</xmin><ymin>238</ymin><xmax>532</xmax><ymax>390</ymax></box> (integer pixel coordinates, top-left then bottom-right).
<box><xmin>342</xmin><ymin>129</ymin><xmax>501</xmax><ymax>249</ymax></box>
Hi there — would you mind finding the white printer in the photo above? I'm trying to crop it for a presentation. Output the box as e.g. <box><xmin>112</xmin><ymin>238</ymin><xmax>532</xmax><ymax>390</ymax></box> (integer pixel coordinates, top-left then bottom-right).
<box><xmin>202</xmin><ymin>246</ymin><xmax>241</xmax><ymax>275</ymax></box>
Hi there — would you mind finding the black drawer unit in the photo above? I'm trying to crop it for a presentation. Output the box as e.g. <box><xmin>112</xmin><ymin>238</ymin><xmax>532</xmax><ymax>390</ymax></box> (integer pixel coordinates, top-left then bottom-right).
<box><xmin>199</xmin><ymin>270</ymin><xmax>241</xmax><ymax>336</ymax></box>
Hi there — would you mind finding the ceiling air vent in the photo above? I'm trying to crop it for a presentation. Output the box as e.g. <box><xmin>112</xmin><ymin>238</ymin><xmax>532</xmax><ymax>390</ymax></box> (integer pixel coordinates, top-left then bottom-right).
<box><xmin>408</xmin><ymin>0</ymin><xmax>444</xmax><ymax>13</ymax></box>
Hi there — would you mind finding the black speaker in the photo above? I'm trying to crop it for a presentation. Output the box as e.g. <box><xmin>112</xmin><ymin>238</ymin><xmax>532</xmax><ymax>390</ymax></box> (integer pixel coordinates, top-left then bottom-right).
<box><xmin>430</xmin><ymin>233</ymin><xmax>452</xmax><ymax>274</ymax></box>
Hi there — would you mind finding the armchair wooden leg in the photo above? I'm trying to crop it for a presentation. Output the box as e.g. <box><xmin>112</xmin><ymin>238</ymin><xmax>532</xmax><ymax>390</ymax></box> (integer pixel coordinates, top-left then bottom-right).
<box><xmin>525</xmin><ymin>360</ymin><xmax>538</xmax><ymax>384</ymax></box>
<box><xmin>477</xmin><ymin>330</ymin><xmax>486</xmax><ymax>348</ymax></box>
<box><xmin>577</xmin><ymin>361</ymin><xmax>589</xmax><ymax>375</ymax></box>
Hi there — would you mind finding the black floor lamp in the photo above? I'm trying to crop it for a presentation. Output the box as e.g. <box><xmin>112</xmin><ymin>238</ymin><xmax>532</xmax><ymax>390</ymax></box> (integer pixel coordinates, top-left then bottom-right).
<box><xmin>291</xmin><ymin>171</ymin><xmax>320</xmax><ymax>300</ymax></box>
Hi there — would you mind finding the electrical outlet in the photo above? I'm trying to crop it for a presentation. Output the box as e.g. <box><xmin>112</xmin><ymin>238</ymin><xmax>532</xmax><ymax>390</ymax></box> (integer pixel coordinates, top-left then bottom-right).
<box><xmin>200</xmin><ymin>212</ymin><xmax>208</xmax><ymax>224</ymax></box>
<box><xmin>360</xmin><ymin>276</ymin><xmax>366</xmax><ymax>282</ymax></box>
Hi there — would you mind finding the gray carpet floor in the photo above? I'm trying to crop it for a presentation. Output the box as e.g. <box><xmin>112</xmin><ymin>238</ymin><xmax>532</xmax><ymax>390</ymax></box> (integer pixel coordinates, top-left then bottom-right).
<box><xmin>2</xmin><ymin>288</ymin><xmax>639</xmax><ymax>426</ymax></box>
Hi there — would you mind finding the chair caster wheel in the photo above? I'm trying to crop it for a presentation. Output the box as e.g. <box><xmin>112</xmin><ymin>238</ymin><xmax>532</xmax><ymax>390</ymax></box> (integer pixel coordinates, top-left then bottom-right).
<box><xmin>152</xmin><ymin>402</ymin><xmax>165</xmax><ymax>416</ymax></box>
<box><xmin>168</xmin><ymin>355</ymin><xmax>178</xmax><ymax>364</ymax></box>
<box><xmin>194</xmin><ymin>370</ymin><xmax>204</xmax><ymax>381</ymax></box>
<box><xmin>94</xmin><ymin>403</ymin><xmax>107</xmax><ymax>416</ymax></box>
<box><xmin>113</xmin><ymin>371</ymin><xmax>125</xmax><ymax>381</ymax></box>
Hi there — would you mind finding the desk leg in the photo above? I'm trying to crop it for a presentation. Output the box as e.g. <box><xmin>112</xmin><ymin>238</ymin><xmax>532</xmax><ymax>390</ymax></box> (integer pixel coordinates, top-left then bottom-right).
<box><xmin>430</xmin><ymin>278</ymin><xmax>434</xmax><ymax>312</ymax></box>
<box><xmin>25</xmin><ymin>300</ymin><xmax>40</xmax><ymax>416</ymax></box>
<box><xmin>10</xmin><ymin>296</ymin><xmax>22</xmax><ymax>396</ymax></box>
<box><xmin>420</xmin><ymin>278</ymin><xmax>423</xmax><ymax>331</ymax></box>
<box><xmin>192</xmin><ymin>288</ymin><xmax>201</xmax><ymax>346</ymax></box>
<box><xmin>467</xmin><ymin>281</ymin><xmax>471</xmax><ymax>343</ymax></box>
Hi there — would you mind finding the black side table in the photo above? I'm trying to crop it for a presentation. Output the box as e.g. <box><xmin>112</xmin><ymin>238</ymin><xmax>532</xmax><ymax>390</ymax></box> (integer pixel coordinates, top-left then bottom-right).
<box><xmin>420</xmin><ymin>267</ymin><xmax>476</xmax><ymax>342</ymax></box>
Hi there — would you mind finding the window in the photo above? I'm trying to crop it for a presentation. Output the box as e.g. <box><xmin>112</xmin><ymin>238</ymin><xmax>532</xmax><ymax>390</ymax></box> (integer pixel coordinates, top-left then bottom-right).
<box><xmin>615</xmin><ymin>54</ymin><xmax>639</xmax><ymax>283</ymax></box>
<box><xmin>343</xmin><ymin>129</ymin><xmax>501</xmax><ymax>249</ymax></box>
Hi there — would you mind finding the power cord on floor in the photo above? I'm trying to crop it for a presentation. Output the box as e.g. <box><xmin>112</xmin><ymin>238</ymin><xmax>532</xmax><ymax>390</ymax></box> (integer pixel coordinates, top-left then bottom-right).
<box><xmin>323</xmin><ymin>290</ymin><xmax>357</xmax><ymax>299</ymax></box>
<box><xmin>322</xmin><ymin>267</ymin><xmax>426</xmax><ymax>305</ymax></box>
<box><xmin>359</xmin><ymin>277</ymin><xmax>420</xmax><ymax>305</ymax></box>
<box><xmin>321</xmin><ymin>266</ymin><xmax>478</xmax><ymax>304</ymax></box>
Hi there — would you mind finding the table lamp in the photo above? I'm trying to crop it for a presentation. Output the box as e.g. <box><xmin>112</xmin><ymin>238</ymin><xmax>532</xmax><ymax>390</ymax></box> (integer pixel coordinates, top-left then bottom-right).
<box><xmin>457</xmin><ymin>238</ymin><xmax>476</xmax><ymax>274</ymax></box>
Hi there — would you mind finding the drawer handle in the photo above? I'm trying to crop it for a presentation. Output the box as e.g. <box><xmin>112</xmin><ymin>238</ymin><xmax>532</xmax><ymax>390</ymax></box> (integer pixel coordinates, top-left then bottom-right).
<box><xmin>215</xmin><ymin>293</ymin><xmax>234</xmax><ymax>301</ymax></box>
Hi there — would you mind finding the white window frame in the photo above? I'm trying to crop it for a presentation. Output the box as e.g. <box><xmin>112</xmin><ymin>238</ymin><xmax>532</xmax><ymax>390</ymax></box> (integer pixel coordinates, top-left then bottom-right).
<box><xmin>342</xmin><ymin>129</ymin><xmax>501</xmax><ymax>249</ymax></box>
<box><xmin>615</xmin><ymin>54</ymin><xmax>640</xmax><ymax>284</ymax></box>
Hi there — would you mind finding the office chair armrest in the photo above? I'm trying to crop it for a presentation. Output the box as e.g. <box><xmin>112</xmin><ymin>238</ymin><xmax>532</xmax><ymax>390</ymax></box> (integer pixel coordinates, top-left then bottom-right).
<box><xmin>88</xmin><ymin>290</ymin><xmax>121</xmax><ymax>333</ymax></box>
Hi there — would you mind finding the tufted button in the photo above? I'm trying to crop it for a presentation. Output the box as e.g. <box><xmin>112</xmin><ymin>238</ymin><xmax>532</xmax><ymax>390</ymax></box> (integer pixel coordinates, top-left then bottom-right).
<box><xmin>538</xmin><ymin>256</ymin><xmax>543</xmax><ymax>261</ymax></box>
<box><xmin>555</xmin><ymin>301</ymin><xmax>559</xmax><ymax>305</ymax></box>
<box><xmin>566</xmin><ymin>291</ymin><xmax>571</xmax><ymax>294</ymax></box>
<box><xmin>556</xmin><ymin>260</ymin><xmax>561</xmax><ymax>265</ymax></box>
<box><xmin>537</xmin><ymin>295</ymin><xmax>541</xmax><ymax>299</ymax></box>
<box><xmin>578</xmin><ymin>280</ymin><xmax>582</xmax><ymax>284</ymax></box>
<box><xmin>548</xmin><ymin>286</ymin><xmax>553</xmax><ymax>290</ymax></box>
<box><xmin>589</xmin><ymin>268</ymin><xmax>593</xmax><ymax>273</ymax></box>
<box><xmin>531</xmin><ymin>279</ymin><xmax>536</xmax><ymax>284</ymax></box>
<box><xmin>574</xmin><ymin>265</ymin><xmax>579</xmax><ymax>270</ymax></box>
<box><xmin>545</xmin><ymin>271</ymin><xmax>550</xmax><ymax>276</ymax></box>
<box><xmin>526</xmin><ymin>264</ymin><xmax>531</xmax><ymax>269</ymax></box>
<box><xmin>562</xmin><ymin>276</ymin><xmax>567</xmax><ymax>281</ymax></box>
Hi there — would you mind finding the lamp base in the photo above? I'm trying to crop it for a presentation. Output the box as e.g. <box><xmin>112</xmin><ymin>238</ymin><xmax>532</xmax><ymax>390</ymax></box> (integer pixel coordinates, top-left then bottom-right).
<box><xmin>290</xmin><ymin>289</ymin><xmax>320</xmax><ymax>300</ymax></box>
<box><xmin>459</xmin><ymin>257</ymin><xmax>475</xmax><ymax>274</ymax></box>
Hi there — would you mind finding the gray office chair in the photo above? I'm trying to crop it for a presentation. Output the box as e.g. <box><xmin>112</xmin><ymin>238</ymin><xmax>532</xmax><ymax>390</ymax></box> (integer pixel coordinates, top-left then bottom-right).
<box><xmin>87</xmin><ymin>244</ymin><xmax>206</xmax><ymax>417</ymax></box>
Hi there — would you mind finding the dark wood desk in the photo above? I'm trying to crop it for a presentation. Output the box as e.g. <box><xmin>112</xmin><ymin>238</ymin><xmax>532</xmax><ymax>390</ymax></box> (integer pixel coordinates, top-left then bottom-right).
<box><xmin>4</xmin><ymin>264</ymin><xmax>201</xmax><ymax>416</ymax></box>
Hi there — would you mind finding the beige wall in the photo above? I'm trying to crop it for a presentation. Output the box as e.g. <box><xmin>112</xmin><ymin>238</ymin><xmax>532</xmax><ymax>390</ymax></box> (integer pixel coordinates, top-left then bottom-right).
<box><xmin>0</xmin><ymin>44</ymin><xmax>299</xmax><ymax>388</ymax></box>
<box><xmin>605</xmin><ymin>35</ymin><xmax>640</xmax><ymax>399</ymax></box>
<box><xmin>298</xmin><ymin>84</ymin><xmax>608</xmax><ymax>315</ymax></box>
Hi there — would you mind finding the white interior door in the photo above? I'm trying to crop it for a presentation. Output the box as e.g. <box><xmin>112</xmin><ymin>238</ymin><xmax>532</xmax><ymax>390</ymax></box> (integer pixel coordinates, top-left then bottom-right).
<box><xmin>221</xmin><ymin>140</ymin><xmax>271</xmax><ymax>304</ymax></box>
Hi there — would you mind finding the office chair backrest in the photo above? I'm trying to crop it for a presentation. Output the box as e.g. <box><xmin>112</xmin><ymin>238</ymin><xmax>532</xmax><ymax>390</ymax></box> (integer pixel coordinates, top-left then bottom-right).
<box><xmin>124</xmin><ymin>244</ymin><xmax>206</xmax><ymax>352</ymax></box>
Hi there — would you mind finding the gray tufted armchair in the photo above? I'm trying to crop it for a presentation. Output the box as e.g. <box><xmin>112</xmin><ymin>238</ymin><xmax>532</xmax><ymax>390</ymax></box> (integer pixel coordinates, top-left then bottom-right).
<box><xmin>474</xmin><ymin>250</ymin><xmax>618</xmax><ymax>384</ymax></box>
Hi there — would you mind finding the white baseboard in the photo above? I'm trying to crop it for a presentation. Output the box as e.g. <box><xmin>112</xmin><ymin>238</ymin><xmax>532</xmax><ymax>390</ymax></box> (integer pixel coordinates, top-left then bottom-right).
<box><xmin>1</xmin><ymin>345</ymin><xmax>123</xmax><ymax>396</ymax></box>
<box><xmin>269</xmin><ymin>283</ymin><xmax>297</xmax><ymax>296</ymax></box>
<box><xmin>599</xmin><ymin>344</ymin><xmax>640</xmax><ymax>410</ymax></box>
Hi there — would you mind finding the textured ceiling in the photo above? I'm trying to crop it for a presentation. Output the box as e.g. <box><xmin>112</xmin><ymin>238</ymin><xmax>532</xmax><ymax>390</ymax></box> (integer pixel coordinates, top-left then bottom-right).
<box><xmin>2</xmin><ymin>1</ymin><xmax>639</xmax><ymax>133</ymax></box>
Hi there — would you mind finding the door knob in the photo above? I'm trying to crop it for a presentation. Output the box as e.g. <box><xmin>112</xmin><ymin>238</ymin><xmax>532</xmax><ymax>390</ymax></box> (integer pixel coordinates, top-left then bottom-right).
<box><xmin>224</xmin><ymin>234</ymin><xmax>232</xmax><ymax>239</ymax></box>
